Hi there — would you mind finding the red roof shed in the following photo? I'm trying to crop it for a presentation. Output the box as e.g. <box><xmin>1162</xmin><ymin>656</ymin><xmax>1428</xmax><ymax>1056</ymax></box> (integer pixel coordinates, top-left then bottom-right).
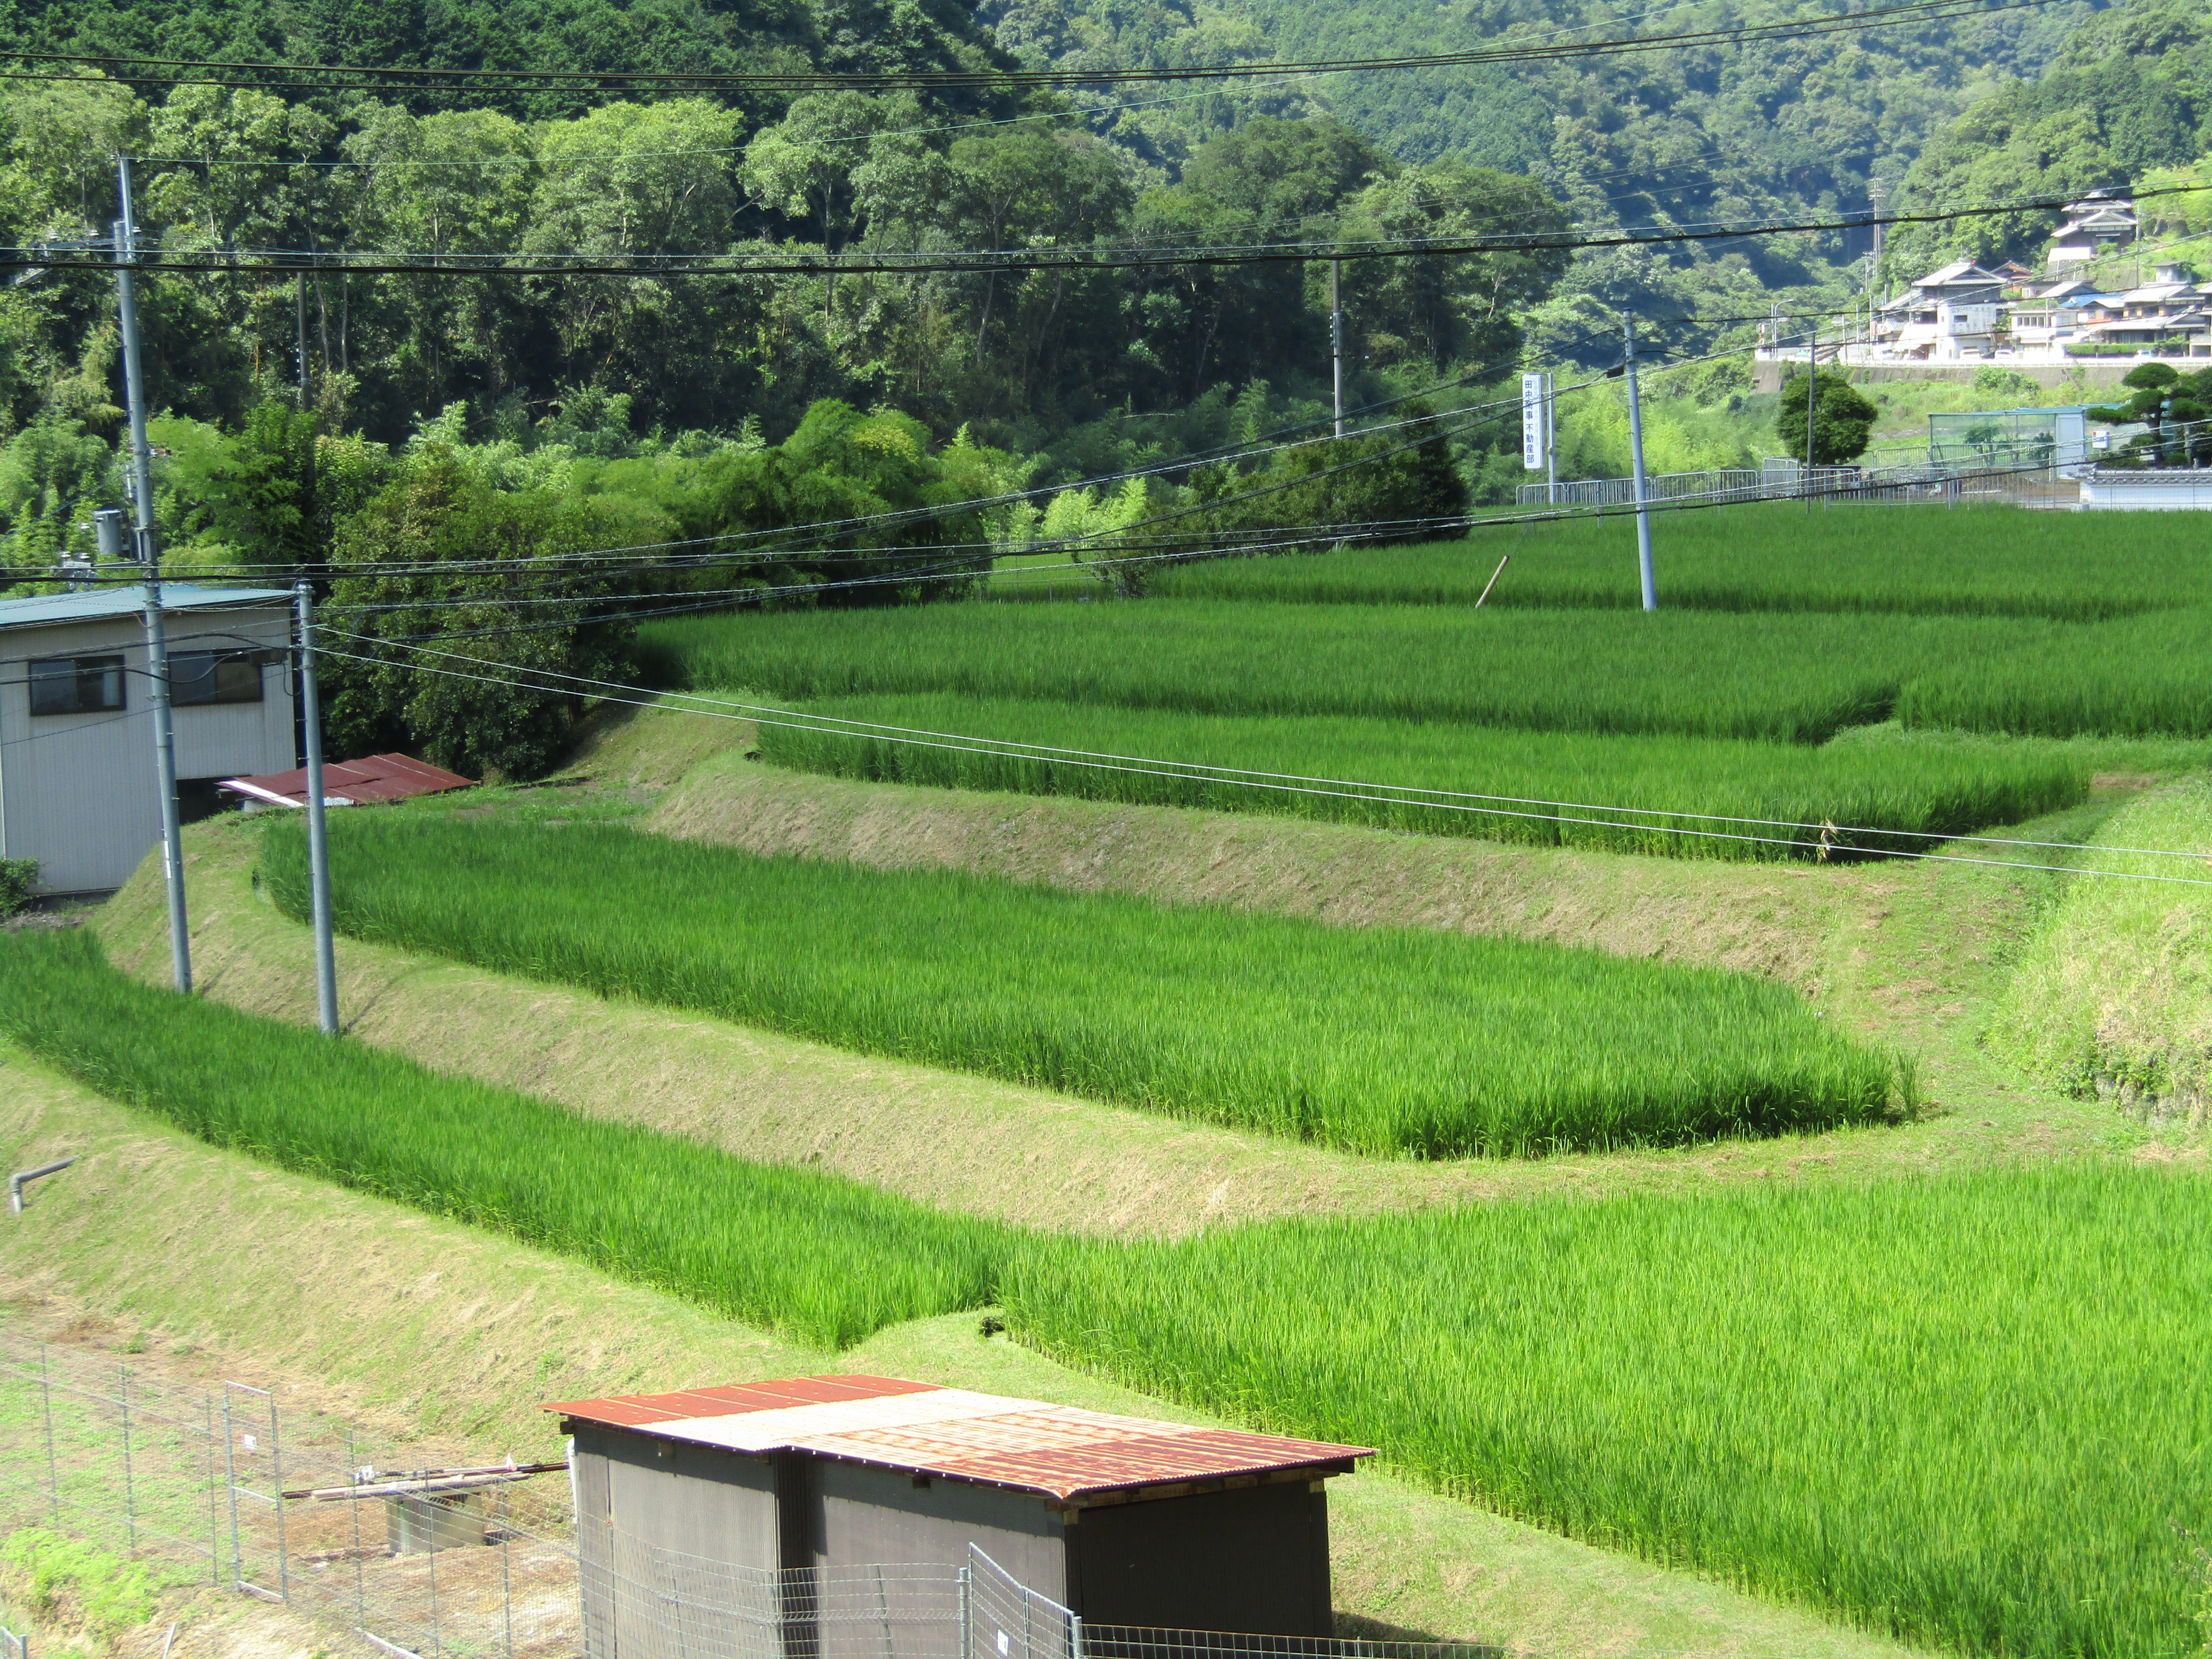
<box><xmin>219</xmin><ymin>752</ymin><xmax>474</xmax><ymax>809</ymax></box>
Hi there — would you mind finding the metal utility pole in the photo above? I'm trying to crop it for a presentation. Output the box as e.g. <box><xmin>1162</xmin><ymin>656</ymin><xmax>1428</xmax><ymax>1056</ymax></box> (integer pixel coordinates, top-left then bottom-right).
<box><xmin>294</xmin><ymin>583</ymin><xmax>339</xmax><ymax>1036</ymax></box>
<box><xmin>1330</xmin><ymin>259</ymin><xmax>1346</xmax><ymax>438</ymax></box>
<box><xmin>1805</xmin><ymin>319</ymin><xmax>1818</xmax><ymax>517</ymax></box>
<box><xmin>1622</xmin><ymin>312</ymin><xmax>1656</xmax><ymax>611</ymax></box>
<box><xmin>115</xmin><ymin>154</ymin><xmax>190</xmax><ymax>993</ymax></box>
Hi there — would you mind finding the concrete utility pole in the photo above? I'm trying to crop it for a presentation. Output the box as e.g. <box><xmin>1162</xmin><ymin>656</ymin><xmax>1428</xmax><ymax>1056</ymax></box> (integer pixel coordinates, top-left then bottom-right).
<box><xmin>115</xmin><ymin>155</ymin><xmax>190</xmax><ymax>993</ymax></box>
<box><xmin>294</xmin><ymin>583</ymin><xmax>339</xmax><ymax>1035</ymax></box>
<box><xmin>1806</xmin><ymin>319</ymin><xmax>1818</xmax><ymax>517</ymax></box>
<box><xmin>1330</xmin><ymin>259</ymin><xmax>1346</xmax><ymax>438</ymax></box>
<box><xmin>1622</xmin><ymin>312</ymin><xmax>1656</xmax><ymax>611</ymax></box>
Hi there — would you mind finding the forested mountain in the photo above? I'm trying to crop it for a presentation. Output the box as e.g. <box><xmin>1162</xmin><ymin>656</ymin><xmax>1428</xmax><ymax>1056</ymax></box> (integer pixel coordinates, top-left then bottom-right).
<box><xmin>1884</xmin><ymin>0</ymin><xmax>2212</xmax><ymax>275</ymax></box>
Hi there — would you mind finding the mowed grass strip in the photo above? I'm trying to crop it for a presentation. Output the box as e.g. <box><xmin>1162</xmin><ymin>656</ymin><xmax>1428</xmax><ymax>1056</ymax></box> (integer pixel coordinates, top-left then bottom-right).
<box><xmin>264</xmin><ymin>814</ymin><xmax>1902</xmax><ymax>1156</ymax></box>
<box><xmin>759</xmin><ymin>694</ymin><xmax>2088</xmax><ymax>859</ymax></box>
<box><xmin>642</xmin><ymin>602</ymin><xmax>2051</xmax><ymax>743</ymax></box>
<box><xmin>0</xmin><ymin>929</ymin><xmax>1009</xmax><ymax>1347</ymax></box>
<box><xmin>1150</xmin><ymin>504</ymin><xmax>2209</xmax><ymax>621</ymax></box>
<box><xmin>1003</xmin><ymin>1167</ymin><xmax>2212</xmax><ymax>1659</ymax></box>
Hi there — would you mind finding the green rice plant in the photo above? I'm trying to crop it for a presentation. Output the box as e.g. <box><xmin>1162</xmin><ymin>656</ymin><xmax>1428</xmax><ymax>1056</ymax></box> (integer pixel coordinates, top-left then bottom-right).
<box><xmin>1003</xmin><ymin>1165</ymin><xmax>2212</xmax><ymax>1659</ymax></box>
<box><xmin>644</xmin><ymin>602</ymin><xmax>2057</xmax><ymax>744</ymax></box>
<box><xmin>0</xmin><ymin>929</ymin><xmax>1010</xmax><ymax>1346</ymax></box>
<box><xmin>261</xmin><ymin>813</ymin><xmax>1903</xmax><ymax>1156</ymax></box>
<box><xmin>759</xmin><ymin>694</ymin><xmax>2089</xmax><ymax>859</ymax></box>
<box><xmin>1897</xmin><ymin>607</ymin><xmax>2212</xmax><ymax>737</ymax></box>
<box><xmin>1149</xmin><ymin>504</ymin><xmax>2212</xmax><ymax>620</ymax></box>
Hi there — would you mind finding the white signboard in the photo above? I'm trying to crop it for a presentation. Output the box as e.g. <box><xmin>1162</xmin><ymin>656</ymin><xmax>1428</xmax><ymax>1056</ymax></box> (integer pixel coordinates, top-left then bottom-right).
<box><xmin>1522</xmin><ymin>372</ymin><xmax>1548</xmax><ymax>471</ymax></box>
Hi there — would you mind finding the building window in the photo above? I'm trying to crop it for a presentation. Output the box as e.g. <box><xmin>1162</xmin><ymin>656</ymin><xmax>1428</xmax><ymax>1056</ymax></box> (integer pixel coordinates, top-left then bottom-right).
<box><xmin>27</xmin><ymin>654</ymin><xmax>125</xmax><ymax>716</ymax></box>
<box><xmin>170</xmin><ymin>650</ymin><xmax>264</xmax><ymax>706</ymax></box>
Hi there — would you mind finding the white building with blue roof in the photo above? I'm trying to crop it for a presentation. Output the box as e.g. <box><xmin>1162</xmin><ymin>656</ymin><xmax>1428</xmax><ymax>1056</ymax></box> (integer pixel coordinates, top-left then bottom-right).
<box><xmin>0</xmin><ymin>583</ymin><xmax>295</xmax><ymax>894</ymax></box>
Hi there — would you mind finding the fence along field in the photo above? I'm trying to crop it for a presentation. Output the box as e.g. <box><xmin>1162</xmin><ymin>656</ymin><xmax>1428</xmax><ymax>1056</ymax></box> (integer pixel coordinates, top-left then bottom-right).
<box><xmin>1147</xmin><ymin>504</ymin><xmax>2212</xmax><ymax>621</ymax></box>
<box><xmin>13</xmin><ymin>928</ymin><xmax>2210</xmax><ymax>1659</ymax></box>
<box><xmin>0</xmin><ymin>930</ymin><xmax>1009</xmax><ymax>1347</ymax></box>
<box><xmin>758</xmin><ymin>694</ymin><xmax>2089</xmax><ymax>859</ymax></box>
<box><xmin>259</xmin><ymin>812</ymin><xmax>1904</xmax><ymax>1156</ymax></box>
<box><xmin>1003</xmin><ymin>1167</ymin><xmax>2212</xmax><ymax>1659</ymax></box>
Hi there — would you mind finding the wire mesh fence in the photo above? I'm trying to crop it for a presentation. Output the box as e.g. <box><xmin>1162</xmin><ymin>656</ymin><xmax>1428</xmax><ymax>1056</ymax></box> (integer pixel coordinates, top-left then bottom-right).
<box><xmin>1514</xmin><ymin>461</ymin><xmax>2078</xmax><ymax>511</ymax></box>
<box><xmin>0</xmin><ymin>1331</ymin><xmax>580</xmax><ymax>1659</ymax></box>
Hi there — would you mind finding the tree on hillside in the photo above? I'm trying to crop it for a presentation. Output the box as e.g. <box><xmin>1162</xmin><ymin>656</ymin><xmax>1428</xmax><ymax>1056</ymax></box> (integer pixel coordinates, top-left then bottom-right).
<box><xmin>1774</xmin><ymin>370</ymin><xmax>1878</xmax><ymax>465</ymax></box>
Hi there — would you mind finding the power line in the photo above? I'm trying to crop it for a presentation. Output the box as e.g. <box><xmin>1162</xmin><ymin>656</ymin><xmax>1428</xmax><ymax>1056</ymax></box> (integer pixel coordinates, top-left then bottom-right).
<box><xmin>0</xmin><ymin>0</ymin><xmax>2055</xmax><ymax>95</ymax></box>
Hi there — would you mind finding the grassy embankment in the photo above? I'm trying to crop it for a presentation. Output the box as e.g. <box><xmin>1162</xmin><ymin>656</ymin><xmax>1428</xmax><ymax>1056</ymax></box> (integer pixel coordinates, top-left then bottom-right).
<box><xmin>7</xmin><ymin>930</ymin><xmax>2209</xmax><ymax>1658</ymax></box>
<box><xmin>259</xmin><ymin>812</ymin><xmax>1902</xmax><ymax>1155</ymax></box>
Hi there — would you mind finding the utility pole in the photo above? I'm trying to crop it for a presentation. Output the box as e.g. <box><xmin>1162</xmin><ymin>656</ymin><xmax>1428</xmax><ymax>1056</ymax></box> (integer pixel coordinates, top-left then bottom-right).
<box><xmin>1330</xmin><ymin>259</ymin><xmax>1346</xmax><ymax>438</ymax></box>
<box><xmin>1545</xmin><ymin>371</ymin><xmax>1557</xmax><ymax>505</ymax></box>
<box><xmin>115</xmin><ymin>154</ymin><xmax>190</xmax><ymax>994</ymax></box>
<box><xmin>1622</xmin><ymin>312</ymin><xmax>1656</xmax><ymax>611</ymax></box>
<box><xmin>294</xmin><ymin>583</ymin><xmax>339</xmax><ymax>1036</ymax></box>
<box><xmin>1805</xmin><ymin>319</ymin><xmax>1818</xmax><ymax>517</ymax></box>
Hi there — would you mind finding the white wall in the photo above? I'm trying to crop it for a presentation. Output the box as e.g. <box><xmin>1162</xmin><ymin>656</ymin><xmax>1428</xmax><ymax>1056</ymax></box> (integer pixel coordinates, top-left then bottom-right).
<box><xmin>0</xmin><ymin>605</ymin><xmax>295</xmax><ymax>893</ymax></box>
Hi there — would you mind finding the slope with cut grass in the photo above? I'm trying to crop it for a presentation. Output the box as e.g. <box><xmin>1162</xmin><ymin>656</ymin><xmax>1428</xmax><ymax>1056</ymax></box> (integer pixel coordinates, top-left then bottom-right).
<box><xmin>261</xmin><ymin>811</ymin><xmax>1905</xmax><ymax>1156</ymax></box>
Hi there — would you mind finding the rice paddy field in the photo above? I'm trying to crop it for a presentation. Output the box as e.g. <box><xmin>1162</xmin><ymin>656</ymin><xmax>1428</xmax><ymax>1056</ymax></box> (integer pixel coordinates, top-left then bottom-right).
<box><xmin>1003</xmin><ymin>1167</ymin><xmax>2212</xmax><ymax>1659</ymax></box>
<box><xmin>0</xmin><ymin>929</ymin><xmax>1009</xmax><ymax>1347</ymax></box>
<box><xmin>1149</xmin><ymin>503</ymin><xmax>2212</xmax><ymax>620</ymax></box>
<box><xmin>758</xmin><ymin>693</ymin><xmax>2089</xmax><ymax>857</ymax></box>
<box><xmin>260</xmin><ymin>811</ymin><xmax>1902</xmax><ymax>1156</ymax></box>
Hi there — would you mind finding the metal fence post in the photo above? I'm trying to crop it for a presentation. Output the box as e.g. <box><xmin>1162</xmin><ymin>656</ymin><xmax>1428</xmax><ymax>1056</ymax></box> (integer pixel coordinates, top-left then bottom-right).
<box><xmin>428</xmin><ymin>1492</ymin><xmax>442</xmax><ymax>1659</ymax></box>
<box><xmin>958</xmin><ymin>1566</ymin><xmax>971</xmax><ymax>1659</ymax></box>
<box><xmin>1069</xmin><ymin>1615</ymin><xmax>1083</xmax><ymax>1659</ymax></box>
<box><xmin>204</xmin><ymin>1394</ymin><xmax>221</xmax><ymax>1585</ymax></box>
<box><xmin>268</xmin><ymin>1393</ymin><xmax>288</xmax><ymax>1600</ymax></box>
<box><xmin>347</xmin><ymin>1428</ymin><xmax>367</xmax><ymax>1629</ymax></box>
<box><xmin>39</xmin><ymin>1344</ymin><xmax>58</xmax><ymax>1528</ymax></box>
<box><xmin>222</xmin><ymin>1390</ymin><xmax>243</xmax><ymax>1589</ymax></box>
<box><xmin>119</xmin><ymin>1365</ymin><xmax>137</xmax><ymax>1553</ymax></box>
<box><xmin>501</xmin><ymin>1478</ymin><xmax>516</xmax><ymax>1659</ymax></box>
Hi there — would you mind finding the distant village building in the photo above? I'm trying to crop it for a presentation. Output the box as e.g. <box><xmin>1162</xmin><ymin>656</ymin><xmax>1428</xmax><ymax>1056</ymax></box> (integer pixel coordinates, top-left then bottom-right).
<box><xmin>2045</xmin><ymin>191</ymin><xmax>2138</xmax><ymax>269</ymax></box>
<box><xmin>1872</xmin><ymin>260</ymin><xmax>2007</xmax><ymax>359</ymax></box>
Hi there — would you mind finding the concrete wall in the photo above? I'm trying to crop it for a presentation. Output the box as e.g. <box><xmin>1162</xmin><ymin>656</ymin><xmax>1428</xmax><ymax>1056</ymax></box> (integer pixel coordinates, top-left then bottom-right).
<box><xmin>0</xmin><ymin>605</ymin><xmax>294</xmax><ymax>893</ymax></box>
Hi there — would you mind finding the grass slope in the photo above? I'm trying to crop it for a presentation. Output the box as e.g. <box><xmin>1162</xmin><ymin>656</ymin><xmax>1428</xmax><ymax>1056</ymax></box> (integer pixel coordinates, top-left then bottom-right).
<box><xmin>1006</xmin><ymin>1168</ymin><xmax>2212</xmax><ymax>1659</ymax></box>
<box><xmin>1149</xmin><ymin>506</ymin><xmax>2212</xmax><ymax>620</ymax></box>
<box><xmin>262</xmin><ymin>811</ymin><xmax>1903</xmax><ymax>1156</ymax></box>
<box><xmin>1984</xmin><ymin>782</ymin><xmax>2212</xmax><ymax>1115</ymax></box>
<box><xmin>0</xmin><ymin>930</ymin><xmax>1010</xmax><ymax>1347</ymax></box>
<box><xmin>757</xmin><ymin>693</ymin><xmax>2088</xmax><ymax>859</ymax></box>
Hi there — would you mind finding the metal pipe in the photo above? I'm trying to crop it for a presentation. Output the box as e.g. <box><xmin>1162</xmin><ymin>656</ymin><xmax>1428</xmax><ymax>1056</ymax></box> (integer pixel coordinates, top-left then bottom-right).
<box><xmin>295</xmin><ymin>583</ymin><xmax>338</xmax><ymax>1035</ymax></box>
<box><xmin>9</xmin><ymin>1157</ymin><xmax>73</xmax><ymax>1214</ymax></box>
<box><xmin>1622</xmin><ymin>312</ymin><xmax>1657</xmax><ymax>611</ymax></box>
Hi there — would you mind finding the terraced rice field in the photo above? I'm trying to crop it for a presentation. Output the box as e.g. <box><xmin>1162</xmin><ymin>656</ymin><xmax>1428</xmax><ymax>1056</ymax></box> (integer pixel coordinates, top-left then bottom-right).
<box><xmin>755</xmin><ymin>694</ymin><xmax>2088</xmax><ymax>858</ymax></box>
<box><xmin>260</xmin><ymin>811</ymin><xmax>1904</xmax><ymax>1155</ymax></box>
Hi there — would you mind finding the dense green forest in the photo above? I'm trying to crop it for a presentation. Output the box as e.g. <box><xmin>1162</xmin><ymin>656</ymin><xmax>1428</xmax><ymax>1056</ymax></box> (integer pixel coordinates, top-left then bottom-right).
<box><xmin>1886</xmin><ymin>0</ymin><xmax>2212</xmax><ymax>274</ymax></box>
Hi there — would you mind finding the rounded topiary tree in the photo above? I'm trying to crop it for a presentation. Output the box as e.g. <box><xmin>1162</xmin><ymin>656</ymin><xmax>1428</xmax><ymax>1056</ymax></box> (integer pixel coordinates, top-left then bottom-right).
<box><xmin>1774</xmin><ymin>369</ymin><xmax>1880</xmax><ymax>465</ymax></box>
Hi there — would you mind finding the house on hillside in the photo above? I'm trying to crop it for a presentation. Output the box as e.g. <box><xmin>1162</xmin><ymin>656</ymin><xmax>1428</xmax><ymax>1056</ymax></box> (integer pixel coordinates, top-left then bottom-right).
<box><xmin>2047</xmin><ymin>192</ymin><xmax>2138</xmax><ymax>270</ymax></box>
<box><xmin>1873</xmin><ymin>260</ymin><xmax>2008</xmax><ymax>358</ymax></box>
<box><xmin>0</xmin><ymin>584</ymin><xmax>295</xmax><ymax>894</ymax></box>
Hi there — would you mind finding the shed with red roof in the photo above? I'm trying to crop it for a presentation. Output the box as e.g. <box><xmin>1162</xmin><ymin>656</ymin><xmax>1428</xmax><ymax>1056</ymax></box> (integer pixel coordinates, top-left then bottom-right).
<box><xmin>547</xmin><ymin>1373</ymin><xmax>1370</xmax><ymax>1641</ymax></box>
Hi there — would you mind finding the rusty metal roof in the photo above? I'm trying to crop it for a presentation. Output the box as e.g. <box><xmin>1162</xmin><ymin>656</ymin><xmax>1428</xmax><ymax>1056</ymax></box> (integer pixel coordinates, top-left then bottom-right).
<box><xmin>219</xmin><ymin>752</ymin><xmax>474</xmax><ymax>808</ymax></box>
<box><xmin>544</xmin><ymin>1376</ymin><xmax>1370</xmax><ymax>1503</ymax></box>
